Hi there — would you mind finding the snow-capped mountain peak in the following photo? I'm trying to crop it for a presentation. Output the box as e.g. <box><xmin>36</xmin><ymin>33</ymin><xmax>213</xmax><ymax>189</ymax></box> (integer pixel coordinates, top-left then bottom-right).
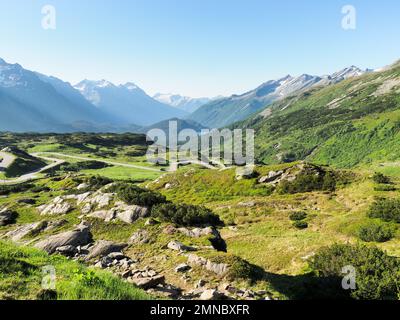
<box><xmin>330</xmin><ymin>65</ymin><xmax>365</xmax><ymax>80</ymax></box>
<box><xmin>153</xmin><ymin>93</ymin><xmax>212</xmax><ymax>113</ymax></box>
<box><xmin>122</xmin><ymin>82</ymin><xmax>140</xmax><ymax>91</ymax></box>
<box><xmin>0</xmin><ymin>58</ymin><xmax>31</xmax><ymax>88</ymax></box>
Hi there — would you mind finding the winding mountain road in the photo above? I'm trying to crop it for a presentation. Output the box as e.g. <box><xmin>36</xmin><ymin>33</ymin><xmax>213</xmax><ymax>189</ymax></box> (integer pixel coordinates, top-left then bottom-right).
<box><xmin>0</xmin><ymin>154</ymin><xmax>65</xmax><ymax>185</ymax></box>
<box><xmin>0</xmin><ymin>151</ymin><xmax>15</xmax><ymax>171</ymax></box>
<box><xmin>32</xmin><ymin>152</ymin><xmax>162</xmax><ymax>172</ymax></box>
<box><xmin>0</xmin><ymin>151</ymin><xmax>223</xmax><ymax>185</ymax></box>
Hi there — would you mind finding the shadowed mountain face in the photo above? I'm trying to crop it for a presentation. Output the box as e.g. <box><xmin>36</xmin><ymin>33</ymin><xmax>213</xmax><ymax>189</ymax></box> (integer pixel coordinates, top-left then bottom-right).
<box><xmin>75</xmin><ymin>80</ymin><xmax>188</xmax><ymax>126</ymax></box>
<box><xmin>188</xmin><ymin>66</ymin><xmax>369</xmax><ymax>128</ymax></box>
<box><xmin>0</xmin><ymin>58</ymin><xmax>188</xmax><ymax>132</ymax></box>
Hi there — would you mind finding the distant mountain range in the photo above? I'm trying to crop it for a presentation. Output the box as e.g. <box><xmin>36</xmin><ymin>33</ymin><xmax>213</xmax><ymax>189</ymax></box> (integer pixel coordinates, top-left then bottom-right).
<box><xmin>153</xmin><ymin>93</ymin><xmax>213</xmax><ymax>113</ymax></box>
<box><xmin>0</xmin><ymin>58</ymin><xmax>186</xmax><ymax>132</ymax></box>
<box><xmin>75</xmin><ymin>81</ymin><xmax>187</xmax><ymax>126</ymax></box>
<box><xmin>187</xmin><ymin>66</ymin><xmax>372</xmax><ymax>128</ymax></box>
<box><xmin>0</xmin><ymin>56</ymin><xmax>379</xmax><ymax>133</ymax></box>
<box><xmin>234</xmin><ymin>60</ymin><xmax>400</xmax><ymax>167</ymax></box>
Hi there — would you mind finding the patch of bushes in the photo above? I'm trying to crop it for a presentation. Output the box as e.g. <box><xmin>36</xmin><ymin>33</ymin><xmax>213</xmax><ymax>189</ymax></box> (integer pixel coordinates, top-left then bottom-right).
<box><xmin>367</xmin><ymin>198</ymin><xmax>400</xmax><ymax>223</ymax></box>
<box><xmin>111</xmin><ymin>183</ymin><xmax>167</xmax><ymax>208</ymax></box>
<box><xmin>226</xmin><ymin>256</ymin><xmax>264</xmax><ymax>281</ymax></box>
<box><xmin>84</xmin><ymin>176</ymin><xmax>113</xmax><ymax>190</ymax></box>
<box><xmin>358</xmin><ymin>222</ymin><xmax>395</xmax><ymax>242</ymax></box>
<box><xmin>277</xmin><ymin>170</ymin><xmax>337</xmax><ymax>194</ymax></box>
<box><xmin>309</xmin><ymin>244</ymin><xmax>400</xmax><ymax>300</ymax></box>
<box><xmin>59</xmin><ymin>161</ymin><xmax>110</xmax><ymax>172</ymax></box>
<box><xmin>289</xmin><ymin>211</ymin><xmax>308</xmax><ymax>229</ymax></box>
<box><xmin>292</xmin><ymin>220</ymin><xmax>308</xmax><ymax>229</ymax></box>
<box><xmin>289</xmin><ymin>211</ymin><xmax>307</xmax><ymax>221</ymax></box>
<box><xmin>151</xmin><ymin>203</ymin><xmax>223</xmax><ymax>227</ymax></box>
<box><xmin>374</xmin><ymin>184</ymin><xmax>397</xmax><ymax>192</ymax></box>
<box><xmin>0</xmin><ymin>183</ymin><xmax>35</xmax><ymax>196</ymax></box>
<box><xmin>372</xmin><ymin>172</ymin><xmax>391</xmax><ymax>184</ymax></box>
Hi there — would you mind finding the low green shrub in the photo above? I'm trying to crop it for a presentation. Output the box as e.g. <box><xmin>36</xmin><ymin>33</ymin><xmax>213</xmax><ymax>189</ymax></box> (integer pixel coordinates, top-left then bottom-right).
<box><xmin>309</xmin><ymin>244</ymin><xmax>400</xmax><ymax>300</ymax></box>
<box><xmin>84</xmin><ymin>176</ymin><xmax>113</xmax><ymax>190</ymax></box>
<box><xmin>226</xmin><ymin>256</ymin><xmax>264</xmax><ymax>281</ymax></box>
<box><xmin>372</xmin><ymin>172</ymin><xmax>391</xmax><ymax>184</ymax></box>
<box><xmin>277</xmin><ymin>170</ymin><xmax>337</xmax><ymax>194</ymax></box>
<box><xmin>289</xmin><ymin>211</ymin><xmax>307</xmax><ymax>221</ymax></box>
<box><xmin>151</xmin><ymin>203</ymin><xmax>223</xmax><ymax>227</ymax></box>
<box><xmin>59</xmin><ymin>161</ymin><xmax>110</xmax><ymax>172</ymax></box>
<box><xmin>292</xmin><ymin>220</ymin><xmax>308</xmax><ymax>229</ymax></box>
<box><xmin>111</xmin><ymin>183</ymin><xmax>167</xmax><ymax>208</ymax></box>
<box><xmin>374</xmin><ymin>184</ymin><xmax>397</xmax><ymax>192</ymax></box>
<box><xmin>0</xmin><ymin>183</ymin><xmax>35</xmax><ymax>196</ymax></box>
<box><xmin>357</xmin><ymin>222</ymin><xmax>395</xmax><ymax>242</ymax></box>
<box><xmin>367</xmin><ymin>198</ymin><xmax>400</xmax><ymax>223</ymax></box>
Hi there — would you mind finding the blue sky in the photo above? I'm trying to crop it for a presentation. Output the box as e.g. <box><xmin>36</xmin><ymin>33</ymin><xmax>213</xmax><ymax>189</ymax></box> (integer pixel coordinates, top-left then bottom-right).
<box><xmin>0</xmin><ymin>0</ymin><xmax>399</xmax><ymax>97</ymax></box>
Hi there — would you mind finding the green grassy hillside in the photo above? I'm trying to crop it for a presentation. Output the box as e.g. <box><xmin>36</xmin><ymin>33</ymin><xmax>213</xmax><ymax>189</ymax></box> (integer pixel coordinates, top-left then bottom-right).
<box><xmin>0</xmin><ymin>241</ymin><xmax>151</xmax><ymax>300</ymax></box>
<box><xmin>237</xmin><ymin>61</ymin><xmax>400</xmax><ymax>168</ymax></box>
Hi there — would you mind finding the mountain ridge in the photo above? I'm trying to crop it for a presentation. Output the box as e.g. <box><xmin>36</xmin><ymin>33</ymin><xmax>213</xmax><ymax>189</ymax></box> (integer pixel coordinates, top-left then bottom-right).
<box><xmin>188</xmin><ymin>66</ymin><xmax>371</xmax><ymax>128</ymax></box>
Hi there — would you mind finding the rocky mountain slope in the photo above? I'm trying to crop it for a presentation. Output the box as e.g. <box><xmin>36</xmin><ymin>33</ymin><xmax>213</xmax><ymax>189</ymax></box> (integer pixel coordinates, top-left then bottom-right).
<box><xmin>234</xmin><ymin>60</ymin><xmax>400</xmax><ymax>168</ymax></box>
<box><xmin>188</xmin><ymin>66</ymin><xmax>369</xmax><ymax>128</ymax></box>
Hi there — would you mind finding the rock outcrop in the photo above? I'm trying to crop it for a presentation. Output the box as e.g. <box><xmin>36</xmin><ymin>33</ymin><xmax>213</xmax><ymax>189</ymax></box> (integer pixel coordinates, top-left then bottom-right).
<box><xmin>187</xmin><ymin>254</ymin><xmax>229</xmax><ymax>276</ymax></box>
<box><xmin>35</xmin><ymin>222</ymin><xmax>92</xmax><ymax>254</ymax></box>
<box><xmin>3</xmin><ymin>221</ymin><xmax>47</xmax><ymax>241</ymax></box>
<box><xmin>167</xmin><ymin>240</ymin><xmax>196</xmax><ymax>252</ymax></box>
<box><xmin>37</xmin><ymin>196</ymin><xmax>73</xmax><ymax>215</ymax></box>
<box><xmin>85</xmin><ymin>240</ymin><xmax>127</xmax><ymax>261</ymax></box>
<box><xmin>129</xmin><ymin>229</ymin><xmax>150</xmax><ymax>244</ymax></box>
<box><xmin>0</xmin><ymin>208</ymin><xmax>17</xmax><ymax>226</ymax></box>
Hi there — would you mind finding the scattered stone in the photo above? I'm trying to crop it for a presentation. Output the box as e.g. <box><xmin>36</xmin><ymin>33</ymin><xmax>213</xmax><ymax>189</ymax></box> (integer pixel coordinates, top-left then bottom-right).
<box><xmin>77</xmin><ymin>183</ymin><xmax>89</xmax><ymax>190</ymax></box>
<box><xmin>199</xmin><ymin>289</ymin><xmax>226</xmax><ymax>300</ymax></box>
<box><xmin>4</xmin><ymin>221</ymin><xmax>47</xmax><ymax>241</ymax></box>
<box><xmin>178</xmin><ymin>226</ymin><xmax>219</xmax><ymax>238</ymax></box>
<box><xmin>145</xmin><ymin>218</ymin><xmax>158</xmax><ymax>226</ymax></box>
<box><xmin>107</xmin><ymin>252</ymin><xmax>126</xmax><ymax>260</ymax></box>
<box><xmin>0</xmin><ymin>208</ymin><xmax>17</xmax><ymax>226</ymax></box>
<box><xmin>85</xmin><ymin>240</ymin><xmax>127</xmax><ymax>261</ymax></box>
<box><xmin>175</xmin><ymin>263</ymin><xmax>191</xmax><ymax>272</ymax></box>
<box><xmin>258</xmin><ymin>170</ymin><xmax>284</xmax><ymax>183</ymax></box>
<box><xmin>56</xmin><ymin>245</ymin><xmax>78</xmax><ymax>257</ymax></box>
<box><xmin>35</xmin><ymin>222</ymin><xmax>92</xmax><ymax>254</ymax></box>
<box><xmin>167</xmin><ymin>240</ymin><xmax>195</xmax><ymax>252</ymax></box>
<box><xmin>147</xmin><ymin>284</ymin><xmax>181</xmax><ymax>299</ymax></box>
<box><xmin>235</xmin><ymin>166</ymin><xmax>257</xmax><ymax>180</ymax></box>
<box><xmin>81</xmin><ymin>203</ymin><xmax>92</xmax><ymax>215</ymax></box>
<box><xmin>87</xmin><ymin>210</ymin><xmax>115</xmax><ymax>222</ymax></box>
<box><xmin>163</xmin><ymin>225</ymin><xmax>176</xmax><ymax>235</ymax></box>
<box><xmin>129</xmin><ymin>229</ymin><xmax>150</xmax><ymax>244</ymax></box>
<box><xmin>37</xmin><ymin>196</ymin><xmax>72</xmax><ymax>215</ymax></box>
<box><xmin>128</xmin><ymin>275</ymin><xmax>165</xmax><ymax>289</ymax></box>
<box><xmin>116</xmin><ymin>205</ymin><xmax>148</xmax><ymax>224</ymax></box>
<box><xmin>187</xmin><ymin>254</ymin><xmax>229</xmax><ymax>276</ymax></box>
<box><xmin>237</xmin><ymin>201</ymin><xmax>256</xmax><ymax>207</ymax></box>
<box><xmin>195</xmin><ymin>279</ymin><xmax>207</xmax><ymax>288</ymax></box>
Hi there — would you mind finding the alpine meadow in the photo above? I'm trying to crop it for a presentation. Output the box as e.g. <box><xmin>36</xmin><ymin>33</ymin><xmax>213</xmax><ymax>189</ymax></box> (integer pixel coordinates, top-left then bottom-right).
<box><xmin>1</xmin><ymin>0</ymin><xmax>400</xmax><ymax>307</ymax></box>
